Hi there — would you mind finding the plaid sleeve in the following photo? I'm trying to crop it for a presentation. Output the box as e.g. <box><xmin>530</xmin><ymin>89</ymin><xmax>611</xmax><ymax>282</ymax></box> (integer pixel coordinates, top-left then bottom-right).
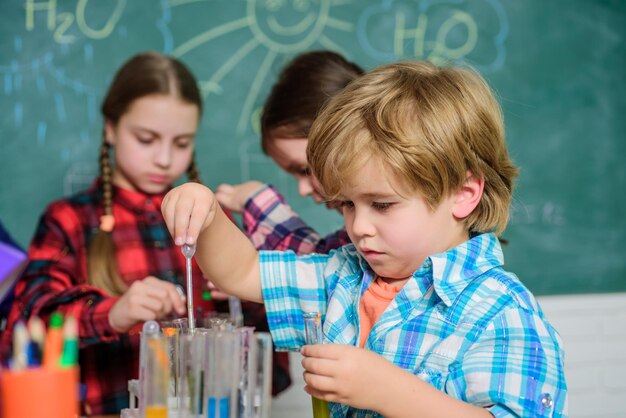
<box><xmin>7</xmin><ymin>203</ymin><xmax>119</xmax><ymax>345</ymax></box>
<box><xmin>314</xmin><ymin>229</ymin><xmax>351</xmax><ymax>254</ymax></box>
<box><xmin>243</xmin><ymin>184</ymin><xmax>350</xmax><ymax>254</ymax></box>
<box><xmin>448</xmin><ymin>308</ymin><xmax>568</xmax><ymax>417</ymax></box>
<box><xmin>258</xmin><ymin>250</ymin><xmax>333</xmax><ymax>351</ymax></box>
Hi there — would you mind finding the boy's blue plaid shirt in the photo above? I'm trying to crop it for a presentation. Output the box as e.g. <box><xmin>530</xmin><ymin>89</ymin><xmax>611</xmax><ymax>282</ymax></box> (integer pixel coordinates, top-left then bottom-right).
<box><xmin>260</xmin><ymin>233</ymin><xmax>568</xmax><ymax>417</ymax></box>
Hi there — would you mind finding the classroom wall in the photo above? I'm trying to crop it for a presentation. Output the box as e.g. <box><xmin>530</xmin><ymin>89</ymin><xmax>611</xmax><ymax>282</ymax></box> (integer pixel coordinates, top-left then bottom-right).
<box><xmin>272</xmin><ymin>293</ymin><xmax>626</xmax><ymax>418</ymax></box>
<box><xmin>1</xmin><ymin>0</ymin><xmax>625</xmax><ymax>296</ymax></box>
<box><xmin>540</xmin><ymin>293</ymin><xmax>626</xmax><ymax>417</ymax></box>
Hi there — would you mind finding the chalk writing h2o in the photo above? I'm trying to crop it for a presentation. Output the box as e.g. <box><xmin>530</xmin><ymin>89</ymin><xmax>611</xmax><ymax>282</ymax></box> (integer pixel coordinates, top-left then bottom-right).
<box><xmin>394</xmin><ymin>10</ymin><xmax>477</xmax><ymax>63</ymax></box>
<box><xmin>24</xmin><ymin>0</ymin><xmax>126</xmax><ymax>43</ymax></box>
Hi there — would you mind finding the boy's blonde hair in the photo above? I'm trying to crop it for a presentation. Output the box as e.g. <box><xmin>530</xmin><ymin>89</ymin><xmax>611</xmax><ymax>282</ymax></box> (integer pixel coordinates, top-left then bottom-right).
<box><xmin>307</xmin><ymin>61</ymin><xmax>518</xmax><ymax>235</ymax></box>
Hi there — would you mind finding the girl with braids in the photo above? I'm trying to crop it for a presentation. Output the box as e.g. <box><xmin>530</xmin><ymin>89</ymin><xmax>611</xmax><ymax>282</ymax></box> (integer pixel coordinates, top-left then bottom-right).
<box><xmin>2</xmin><ymin>51</ymin><xmax>217</xmax><ymax>415</ymax></box>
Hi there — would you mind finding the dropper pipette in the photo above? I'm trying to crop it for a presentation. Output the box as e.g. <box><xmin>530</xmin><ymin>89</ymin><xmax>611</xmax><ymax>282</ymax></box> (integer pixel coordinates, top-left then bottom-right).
<box><xmin>181</xmin><ymin>244</ymin><xmax>196</xmax><ymax>333</ymax></box>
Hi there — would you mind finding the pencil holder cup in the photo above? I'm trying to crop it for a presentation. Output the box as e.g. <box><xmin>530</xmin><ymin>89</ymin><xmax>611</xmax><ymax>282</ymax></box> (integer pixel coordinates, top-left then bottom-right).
<box><xmin>1</xmin><ymin>366</ymin><xmax>79</xmax><ymax>418</ymax></box>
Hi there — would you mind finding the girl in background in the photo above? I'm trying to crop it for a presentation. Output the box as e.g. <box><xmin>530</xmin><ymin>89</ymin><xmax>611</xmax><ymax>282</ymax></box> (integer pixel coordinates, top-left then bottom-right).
<box><xmin>214</xmin><ymin>52</ymin><xmax>363</xmax><ymax>398</ymax></box>
<box><xmin>216</xmin><ymin>50</ymin><xmax>364</xmax><ymax>253</ymax></box>
<box><xmin>2</xmin><ymin>51</ymin><xmax>214</xmax><ymax>415</ymax></box>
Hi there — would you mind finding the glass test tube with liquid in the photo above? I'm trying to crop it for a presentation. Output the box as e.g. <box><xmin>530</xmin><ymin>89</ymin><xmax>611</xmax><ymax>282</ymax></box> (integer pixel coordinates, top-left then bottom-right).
<box><xmin>303</xmin><ymin>312</ymin><xmax>330</xmax><ymax>418</ymax></box>
<box><xmin>140</xmin><ymin>321</ymin><xmax>170</xmax><ymax>418</ymax></box>
<box><xmin>205</xmin><ymin>331</ymin><xmax>239</xmax><ymax>418</ymax></box>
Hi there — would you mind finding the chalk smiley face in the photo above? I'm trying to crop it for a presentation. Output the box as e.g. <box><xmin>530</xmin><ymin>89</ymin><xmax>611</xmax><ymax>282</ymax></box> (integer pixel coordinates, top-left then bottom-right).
<box><xmin>249</xmin><ymin>0</ymin><xmax>330</xmax><ymax>52</ymax></box>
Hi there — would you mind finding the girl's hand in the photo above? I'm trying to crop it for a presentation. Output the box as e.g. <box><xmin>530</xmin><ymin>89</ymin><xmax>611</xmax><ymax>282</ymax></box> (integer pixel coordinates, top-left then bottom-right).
<box><xmin>161</xmin><ymin>183</ymin><xmax>217</xmax><ymax>246</ymax></box>
<box><xmin>206</xmin><ymin>280</ymin><xmax>230</xmax><ymax>300</ymax></box>
<box><xmin>215</xmin><ymin>181</ymin><xmax>265</xmax><ymax>213</ymax></box>
<box><xmin>108</xmin><ymin>276</ymin><xmax>187</xmax><ymax>333</ymax></box>
<box><xmin>301</xmin><ymin>344</ymin><xmax>398</xmax><ymax>412</ymax></box>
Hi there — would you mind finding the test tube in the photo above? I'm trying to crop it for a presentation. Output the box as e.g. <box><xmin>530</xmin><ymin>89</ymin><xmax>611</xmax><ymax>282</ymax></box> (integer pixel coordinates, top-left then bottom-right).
<box><xmin>178</xmin><ymin>333</ymin><xmax>206</xmax><ymax>418</ymax></box>
<box><xmin>140</xmin><ymin>321</ymin><xmax>169</xmax><ymax>418</ymax></box>
<box><xmin>235</xmin><ymin>327</ymin><xmax>256</xmax><ymax>418</ymax></box>
<box><xmin>161</xmin><ymin>317</ymin><xmax>189</xmax><ymax>334</ymax></box>
<box><xmin>253</xmin><ymin>333</ymin><xmax>273</xmax><ymax>418</ymax></box>
<box><xmin>139</xmin><ymin>321</ymin><xmax>158</xmax><ymax>415</ymax></box>
<box><xmin>303</xmin><ymin>312</ymin><xmax>330</xmax><ymax>418</ymax></box>
<box><xmin>228</xmin><ymin>296</ymin><xmax>244</xmax><ymax>328</ymax></box>
<box><xmin>204</xmin><ymin>313</ymin><xmax>234</xmax><ymax>331</ymax></box>
<box><xmin>161</xmin><ymin>317</ymin><xmax>190</xmax><ymax>404</ymax></box>
<box><xmin>164</xmin><ymin>326</ymin><xmax>179</xmax><ymax>407</ymax></box>
<box><xmin>204</xmin><ymin>331</ymin><xmax>240</xmax><ymax>418</ymax></box>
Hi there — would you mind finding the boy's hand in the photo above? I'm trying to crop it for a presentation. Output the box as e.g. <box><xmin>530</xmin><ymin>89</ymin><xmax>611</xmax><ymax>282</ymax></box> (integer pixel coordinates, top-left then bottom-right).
<box><xmin>161</xmin><ymin>183</ymin><xmax>217</xmax><ymax>246</ymax></box>
<box><xmin>301</xmin><ymin>344</ymin><xmax>397</xmax><ymax>412</ymax></box>
<box><xmin>302</xmin><ymin>344</ymin><xmax>493</xmax><ymax>418</ymax></box>
<box><xmin>163</xmin><ymin>183</ymin><xmax>264</xmax><ymax>304</ymax></box>
<box><xmin>215</xmin><ymin>181</ymin><xmax>265</xmax><ymax>213</ymax></box>
<box><xmin>108</xmin><ymin>276</ymin><xmax>187</xmax><ymax>333</ymax></box>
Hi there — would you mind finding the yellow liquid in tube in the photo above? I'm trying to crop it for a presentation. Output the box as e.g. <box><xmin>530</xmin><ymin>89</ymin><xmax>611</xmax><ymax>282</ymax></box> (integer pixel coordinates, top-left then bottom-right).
<box><xmin>144</xmin><ymin>406</ymin><xmax>168</xmax><ymax>418</ymax></box>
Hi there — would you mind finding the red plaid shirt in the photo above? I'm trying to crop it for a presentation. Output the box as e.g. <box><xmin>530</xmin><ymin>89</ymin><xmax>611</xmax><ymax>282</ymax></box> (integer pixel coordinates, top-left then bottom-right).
<box><xmin>2</xmin><ymin>180</ymin><xmax>218</xmax><ymax>415</ymax></box>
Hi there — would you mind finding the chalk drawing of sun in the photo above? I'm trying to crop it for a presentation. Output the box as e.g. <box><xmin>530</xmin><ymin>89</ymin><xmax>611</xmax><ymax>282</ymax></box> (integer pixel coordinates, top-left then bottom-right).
<box><xmin>170</xmin><ymin>0</ymin><xmax>355</xmax><ymax>133</ymax></box>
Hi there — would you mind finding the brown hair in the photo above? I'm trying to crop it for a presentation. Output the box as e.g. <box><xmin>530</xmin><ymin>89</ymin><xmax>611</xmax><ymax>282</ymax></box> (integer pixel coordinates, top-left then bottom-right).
<box><xmin>307</xmin><ymin>61</ymin><xmax>518</xmax><ymax>235</ymax></box>
<box><xmin>260</xmin><ymin>51</ymin><xmax>363</xmax><ymax>153</ymax></box>
<box><xmin>88</xmin><ymin>51</ymin><xmax>202</xmax><ymax>296</ymax></box>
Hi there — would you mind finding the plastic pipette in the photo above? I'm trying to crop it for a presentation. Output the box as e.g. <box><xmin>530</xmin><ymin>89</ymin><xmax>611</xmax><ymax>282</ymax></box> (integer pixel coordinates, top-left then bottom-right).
<box><xmin>181</xmin><ymin>244</ymin><xmax>196</xmax><ymax>333</ymax></box>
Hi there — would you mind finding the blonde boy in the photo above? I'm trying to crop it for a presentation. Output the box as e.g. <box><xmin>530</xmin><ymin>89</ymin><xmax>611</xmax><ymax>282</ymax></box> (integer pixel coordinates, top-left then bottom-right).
<box><xmin>162</xmin><ymin>61</ymin><xmax>567</xmax><ymax>417</ymax></box>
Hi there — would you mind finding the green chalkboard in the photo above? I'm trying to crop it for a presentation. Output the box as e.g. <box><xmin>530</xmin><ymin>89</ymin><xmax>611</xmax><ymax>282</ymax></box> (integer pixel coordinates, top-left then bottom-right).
<box><xmin>1</xmin><ymin>0</ymin><xmax>624</xmax><ymax>295</ymax></box>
